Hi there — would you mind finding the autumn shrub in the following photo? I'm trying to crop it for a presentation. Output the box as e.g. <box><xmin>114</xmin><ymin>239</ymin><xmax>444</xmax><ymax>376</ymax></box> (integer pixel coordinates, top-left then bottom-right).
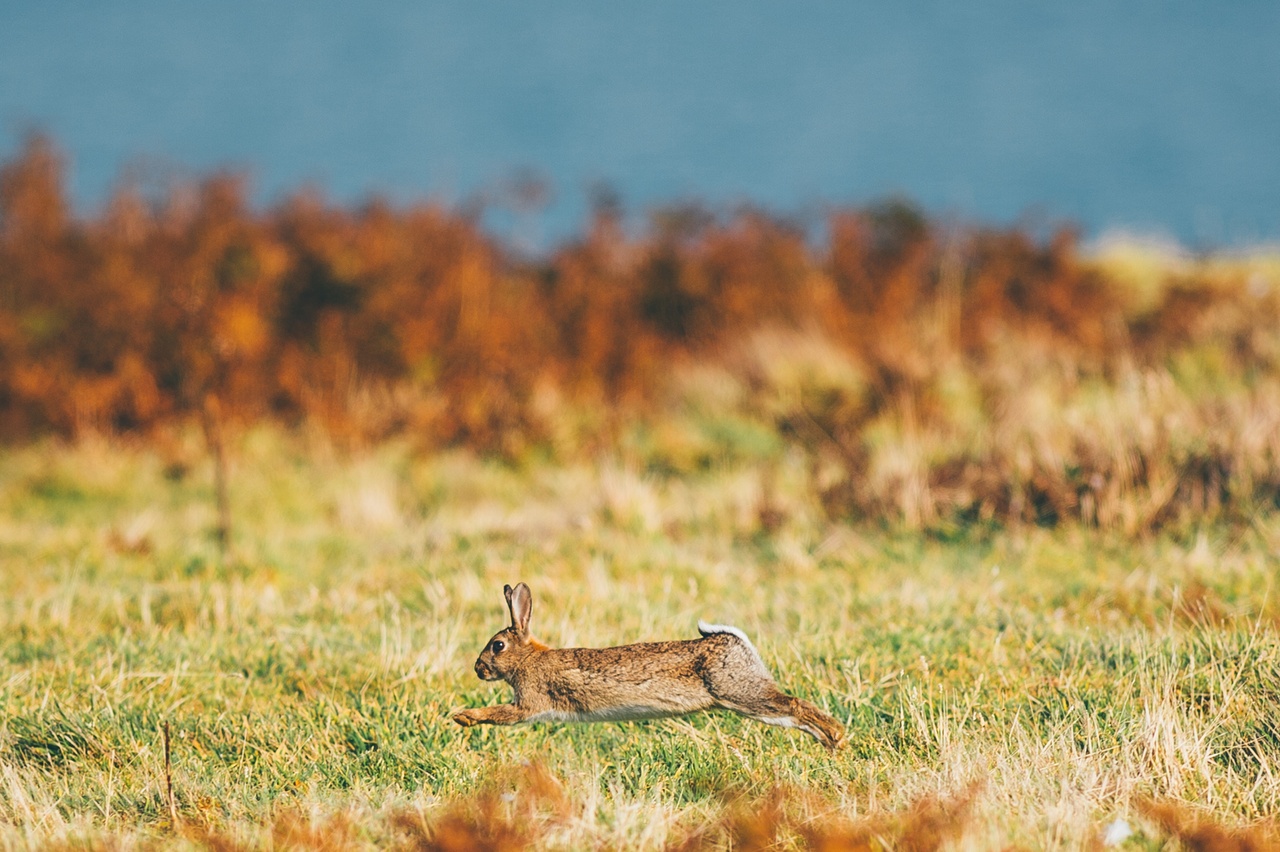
<box><xmin>2</xmin><ymin>133</ymin><xmax>1278</xmax><ymax>530</ymax></box>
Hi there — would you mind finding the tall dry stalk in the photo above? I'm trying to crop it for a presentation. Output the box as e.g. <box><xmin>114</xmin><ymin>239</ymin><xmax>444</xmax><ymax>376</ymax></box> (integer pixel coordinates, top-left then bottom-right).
<box><xmin>200</xmin><ymin>394</ymin><xmax>232</xmax><ymax>555</ymax></box>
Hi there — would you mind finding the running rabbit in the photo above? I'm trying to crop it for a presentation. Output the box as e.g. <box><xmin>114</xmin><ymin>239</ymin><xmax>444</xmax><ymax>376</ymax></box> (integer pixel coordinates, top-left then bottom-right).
<box><xmin>452</xmin><ymin>582</ymin><xmax>844</xmax><ymax>750</ymax></box>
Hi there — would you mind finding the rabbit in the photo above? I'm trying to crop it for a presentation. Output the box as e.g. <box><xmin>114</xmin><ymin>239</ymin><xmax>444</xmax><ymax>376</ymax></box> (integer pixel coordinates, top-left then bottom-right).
<box><xmin>451</xmin><ymin>582</ymin><xmax>844</xmax><ymax>750</ymax></box>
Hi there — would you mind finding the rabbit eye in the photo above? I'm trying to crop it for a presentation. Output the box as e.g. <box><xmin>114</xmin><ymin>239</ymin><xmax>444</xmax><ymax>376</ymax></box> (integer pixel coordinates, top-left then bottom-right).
<box><xmin>491</xmin><ymin>639</ymin><xmax>506</xmax><ymax>653</ymax></box>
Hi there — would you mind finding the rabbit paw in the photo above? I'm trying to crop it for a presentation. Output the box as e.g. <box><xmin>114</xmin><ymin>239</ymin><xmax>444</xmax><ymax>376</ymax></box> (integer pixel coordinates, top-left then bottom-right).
<box><xmin>452</xmin><ymin>709</ymin><xmax>483</xmax><ymax>727</ymax></box>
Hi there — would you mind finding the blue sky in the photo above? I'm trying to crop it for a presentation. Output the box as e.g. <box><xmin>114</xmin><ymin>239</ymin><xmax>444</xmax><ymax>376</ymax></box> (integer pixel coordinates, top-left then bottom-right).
<box><xmin>2</xmin><ymin>2</ymin><xmax>1278</xmax><ymax>245</ymax></box>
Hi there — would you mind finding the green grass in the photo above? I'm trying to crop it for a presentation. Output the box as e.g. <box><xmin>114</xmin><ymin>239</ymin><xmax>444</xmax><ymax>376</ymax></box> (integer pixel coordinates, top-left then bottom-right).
<box><xmin>1</xmin><ymin>431</ymin><xmax>1279</xmax><ymax>849</ymax></box>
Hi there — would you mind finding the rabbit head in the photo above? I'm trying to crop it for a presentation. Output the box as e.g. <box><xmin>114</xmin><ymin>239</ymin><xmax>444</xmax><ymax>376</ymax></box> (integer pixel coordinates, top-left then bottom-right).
<box><xmin>472</xmin><ymin>582</ymin><xmax>540</xmax><ymax>681</ymax></box>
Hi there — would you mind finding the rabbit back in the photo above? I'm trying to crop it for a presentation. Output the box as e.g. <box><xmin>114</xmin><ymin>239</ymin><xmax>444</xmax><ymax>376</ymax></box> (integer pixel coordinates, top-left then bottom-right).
<box><xmin>511</xmin><ymin>630</ymin><xmax>772</xmax><ymax>719</ymax></box>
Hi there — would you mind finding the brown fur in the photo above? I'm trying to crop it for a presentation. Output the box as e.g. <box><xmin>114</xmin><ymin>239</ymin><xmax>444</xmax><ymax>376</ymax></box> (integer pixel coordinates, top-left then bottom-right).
<box><xmin>452</xmin><ymin>583</ymin><xmax>845</xmax><ymax>750</ymax></box>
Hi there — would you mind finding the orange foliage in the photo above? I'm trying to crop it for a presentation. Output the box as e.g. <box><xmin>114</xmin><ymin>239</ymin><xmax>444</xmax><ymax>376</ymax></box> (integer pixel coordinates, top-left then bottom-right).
<box><xmin>1</xmin><ymin>133</ymin><xmax>1275</xmax><ymax>516</ymax></box>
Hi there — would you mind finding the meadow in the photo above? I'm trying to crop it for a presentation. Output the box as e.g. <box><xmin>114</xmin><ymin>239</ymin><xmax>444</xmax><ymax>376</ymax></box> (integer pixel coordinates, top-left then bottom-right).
<box><xmin>1</xmin><ymin>428</ymin><xmax>1279</xmax><ymax>850</ymax></box>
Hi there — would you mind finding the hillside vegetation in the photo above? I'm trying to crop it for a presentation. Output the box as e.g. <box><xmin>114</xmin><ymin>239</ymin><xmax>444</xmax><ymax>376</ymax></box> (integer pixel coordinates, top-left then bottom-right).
<box><xmin>3</xmin><ymin>135</ymin><xmax>1280</xmax><ymax>532</ymax></box>
<box><xmin>2</xmin><ymin>135</ymin><xmax>1280</xmax><ymax>849</ymax></box>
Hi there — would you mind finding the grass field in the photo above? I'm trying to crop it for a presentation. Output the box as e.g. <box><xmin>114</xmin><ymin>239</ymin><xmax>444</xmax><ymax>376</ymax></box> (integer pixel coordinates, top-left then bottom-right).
<box><xmin>2</xmin><ymin>431</ymin><xmax>1279</xmax><ymax>850</ymax></box>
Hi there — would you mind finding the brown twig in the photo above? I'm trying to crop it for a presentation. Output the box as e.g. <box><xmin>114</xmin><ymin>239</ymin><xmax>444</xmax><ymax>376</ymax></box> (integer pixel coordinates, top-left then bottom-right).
<box><xmin>163</xmin><ymin>720</ymin><xmax>179</xmax><ymax>828</ymax></box>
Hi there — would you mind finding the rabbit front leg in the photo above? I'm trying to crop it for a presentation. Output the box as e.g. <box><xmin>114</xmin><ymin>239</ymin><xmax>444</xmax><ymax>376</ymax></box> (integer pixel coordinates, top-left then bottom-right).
<box><xmin>452</xmin><ymin>703</ymin><xmax>532</xmax><ymax>727</ymax></box>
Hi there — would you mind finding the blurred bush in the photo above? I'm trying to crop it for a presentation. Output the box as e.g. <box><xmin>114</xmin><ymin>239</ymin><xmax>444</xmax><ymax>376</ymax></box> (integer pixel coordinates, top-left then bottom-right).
<box><xmin>2</xmin><ymin>134</ymin><xmax>1278</xmax><ymax>531</ymax></box>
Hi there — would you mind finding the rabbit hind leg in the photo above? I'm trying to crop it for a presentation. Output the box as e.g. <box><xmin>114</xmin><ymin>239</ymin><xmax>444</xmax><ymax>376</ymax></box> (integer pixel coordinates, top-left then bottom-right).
<box><xmin>716</xmin><ymin>688</ymin><xmax>844</xmax><ymax>750</ymax></box>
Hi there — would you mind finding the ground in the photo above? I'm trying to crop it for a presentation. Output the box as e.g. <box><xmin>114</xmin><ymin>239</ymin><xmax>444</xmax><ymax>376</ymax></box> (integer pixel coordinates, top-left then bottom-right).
<box><xmin>1</xmin><ymin>432</ymin><xmax>1278</xmax><ymax>850</ymax></box>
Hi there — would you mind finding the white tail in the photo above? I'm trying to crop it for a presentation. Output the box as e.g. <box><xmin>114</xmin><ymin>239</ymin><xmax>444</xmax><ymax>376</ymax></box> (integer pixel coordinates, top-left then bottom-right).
<box><xmin>698</xmin><ymin>621</ymin><xmax>766</xmax><ymax>669</ymax></box>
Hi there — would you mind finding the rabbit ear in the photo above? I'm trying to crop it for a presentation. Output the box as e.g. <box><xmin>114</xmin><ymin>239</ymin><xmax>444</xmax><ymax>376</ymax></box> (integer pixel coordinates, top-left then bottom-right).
<box><xmin>504</xmin><ymin>582</ymin><xmax>533</xmax><ymax>638</ymax></box>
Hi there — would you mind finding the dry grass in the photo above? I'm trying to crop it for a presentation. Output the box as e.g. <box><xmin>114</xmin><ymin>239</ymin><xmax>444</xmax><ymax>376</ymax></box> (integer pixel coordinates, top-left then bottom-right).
<box><xmin>1</xmin><ymin>434</ymin><xmax>1279</xmax><ymax>849</ymax></box>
